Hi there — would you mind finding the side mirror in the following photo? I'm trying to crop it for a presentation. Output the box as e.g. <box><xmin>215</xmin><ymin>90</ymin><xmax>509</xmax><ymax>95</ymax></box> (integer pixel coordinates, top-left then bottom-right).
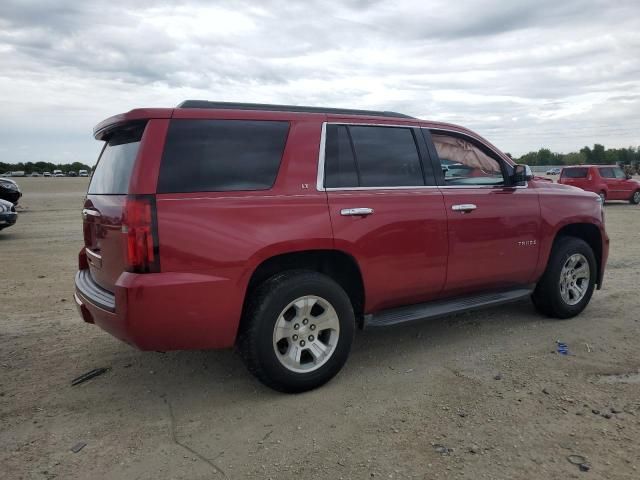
<box><xmin>512</xmin><ymin>164</ymin><xmax>533</xmax><ymax>186</ymax></box>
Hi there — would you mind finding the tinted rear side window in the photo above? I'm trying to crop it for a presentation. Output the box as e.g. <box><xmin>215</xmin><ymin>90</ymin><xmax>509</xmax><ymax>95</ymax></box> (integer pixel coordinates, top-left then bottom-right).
<box><xmin>598</xmin><ymin>167</ymin><xmax>615</xmax><ymax>178</ymax></box>
<box><xmin>349</xmin><ymin>126</ymin><xmax>424</xmax><ymax>187</ymax></box>
<box><xmin>561</xmin><ymin>168</ymin><xmax>588</xmax><ymax>178</ymax></box>
<box><xmin>325</xmin><ymin>125</ymin><xmax>427</xmax><ymax>188</ymax></box>
<box><xmin>158</xmin><ymin>120</ymin><xmax>289</xmax><ymax>193</ymax></box>
<box><xmin>88</xmin><ymin>122</ymin><xmax>145</xmax><ymax>194</ymax></box>
<box><xmin>324</xmin><ymin>125</ymin><xmax>359</xmax><ymax>188</ymax></box>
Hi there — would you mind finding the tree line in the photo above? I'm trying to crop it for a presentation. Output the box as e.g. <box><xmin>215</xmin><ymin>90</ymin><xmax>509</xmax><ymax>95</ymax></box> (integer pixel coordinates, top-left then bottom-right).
<box><xmin>3</xmin><ymin>144</ymin><xmax>640</xmax><ymax>174</ymax></box>
<box><xmin>0</xmin><ymin>161</ymin><xmax>92</xmax><ymax>175</ymax></box>
<box><xmin>513</xmin><ymin>145</ymin><xmax>640</xmax><ymax>167</ymax></box>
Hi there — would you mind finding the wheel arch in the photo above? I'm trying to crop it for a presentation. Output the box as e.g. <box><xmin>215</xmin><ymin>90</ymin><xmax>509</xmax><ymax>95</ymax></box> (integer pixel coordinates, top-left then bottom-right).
<box><xmin>553</xmin><ymin>223</ymin><xmax>603</xmax><ymax>287</ymax></box>
<box><xmin>238</xmin><ymin>250</ymin><xmax>366</xmax><ymax>341</ymax></box>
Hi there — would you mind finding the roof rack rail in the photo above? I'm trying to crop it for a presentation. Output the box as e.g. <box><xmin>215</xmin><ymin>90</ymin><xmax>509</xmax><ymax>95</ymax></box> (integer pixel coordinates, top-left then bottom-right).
<box><xmin>176</xmin><ymin>100</ymin><xmax>415</xmax><ymax>119</ymax></box>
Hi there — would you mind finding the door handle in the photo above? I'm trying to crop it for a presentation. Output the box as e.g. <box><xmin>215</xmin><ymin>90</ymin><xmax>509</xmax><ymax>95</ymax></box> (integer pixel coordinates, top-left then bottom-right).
<box><xmin>340</xmin><ymin>207</ymin><xmax>374</xmax><ymax>216</ymax></box>
<box><xmin>82</xmin><ymin>208</ymin><xmax>101</xmax><ymax>219</ymax></box>
<box><xmin>451</xmin><ymin>204</ymin><xmax>477</xmax><ymax>212</ymax></box>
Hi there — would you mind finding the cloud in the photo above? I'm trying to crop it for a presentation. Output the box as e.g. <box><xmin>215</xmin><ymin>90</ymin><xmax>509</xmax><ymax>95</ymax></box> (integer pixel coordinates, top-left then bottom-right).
<box><xmin>0</xmin><ymin>0</ymin><xmax>639</xmax><ymax>163</ymax></box>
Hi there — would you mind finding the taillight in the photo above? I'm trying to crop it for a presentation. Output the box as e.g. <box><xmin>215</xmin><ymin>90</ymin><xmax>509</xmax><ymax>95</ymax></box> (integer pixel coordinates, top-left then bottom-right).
<box><xmin>122</xmin><ymin>195</ymin><xmax>160</xmax><ymax>273</ymax></box>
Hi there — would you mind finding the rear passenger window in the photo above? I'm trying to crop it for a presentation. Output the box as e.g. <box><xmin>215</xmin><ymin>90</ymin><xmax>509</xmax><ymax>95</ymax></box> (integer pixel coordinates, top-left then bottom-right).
<box><xmin>324</xmin><ymin>125</ymin><xmax>359</xmax><ymax>188</ymax></box>
<box><xmin>599</xmin><ymin>168</ymin><xmax>615</xmax><ymax>178</ymax></box>
<box><xmin>324</xmin><ymin>125</ymin><xmax>427</xmax><ymax>188</ymax></box>
<box><xmin>561</xmin><ymin>168</ymin><xmax>588</xmax><ymax>178</ymax></box>
<box><xmin>158</xmin><ymin>120</ymin><xmax>289</xmax><ymax>193</ymax></box>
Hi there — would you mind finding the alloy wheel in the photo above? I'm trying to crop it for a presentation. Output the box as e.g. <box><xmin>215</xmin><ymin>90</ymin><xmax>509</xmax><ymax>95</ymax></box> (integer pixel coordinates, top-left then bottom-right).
<box><xmin>272</xmin><ymin>295</ymin><xmax>340</xmax><ymax>373</ymax></box>
<box><xmin>559</xmin><ymin>253</ymin><xmax>590</xmax><ymax>306</ymax></box>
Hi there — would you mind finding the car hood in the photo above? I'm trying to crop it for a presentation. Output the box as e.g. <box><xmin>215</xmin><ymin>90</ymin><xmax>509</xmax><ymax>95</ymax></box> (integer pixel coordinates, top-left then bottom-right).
<box><xmin>531</xmin><ymin>179</ymin><xmax>586</xmax><ymax>193</ymax></box>
<box><xmin>0</xmin><ymin>178</ymin><xmax>20</xmax><ymax>188</ymax></box>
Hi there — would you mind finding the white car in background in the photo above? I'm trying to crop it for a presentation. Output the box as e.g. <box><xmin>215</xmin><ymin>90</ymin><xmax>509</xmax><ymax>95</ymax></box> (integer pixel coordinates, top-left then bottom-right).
<box><xmin>53</xmin><ymin>169</ymin><xmax>64</xmax><ymax>177</ymax></box>
<box><xmin>79</xmin><ymin>169</ymin><xmax>89</xmax><ymax>177</ymax></box>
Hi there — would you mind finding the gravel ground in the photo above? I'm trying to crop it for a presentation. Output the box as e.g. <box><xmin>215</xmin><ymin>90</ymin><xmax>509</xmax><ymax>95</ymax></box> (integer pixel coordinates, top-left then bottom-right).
<box><xmin>1</xmin><ymin>177</ymin><xmax>639</xmax><ymax>480</ymax></box>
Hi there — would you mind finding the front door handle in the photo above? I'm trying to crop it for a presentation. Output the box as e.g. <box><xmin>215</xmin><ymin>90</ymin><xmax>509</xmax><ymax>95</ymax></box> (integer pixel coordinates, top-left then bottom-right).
<box><xmin>451</xmin><ymin>204</ymin><xmax>477</xmax><ymax>213</ymax></box>
<box><xmin>341</xmin><ymin>207</ymin><xmax>374</xmax><ymax>216</ymax></box>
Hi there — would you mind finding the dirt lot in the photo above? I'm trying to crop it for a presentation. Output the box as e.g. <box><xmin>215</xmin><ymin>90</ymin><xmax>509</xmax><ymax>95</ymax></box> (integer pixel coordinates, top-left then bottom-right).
<box><xmin>1</xmin><ymin>177</ymin><xmax>639</xmax><ymax>479</ymax></box>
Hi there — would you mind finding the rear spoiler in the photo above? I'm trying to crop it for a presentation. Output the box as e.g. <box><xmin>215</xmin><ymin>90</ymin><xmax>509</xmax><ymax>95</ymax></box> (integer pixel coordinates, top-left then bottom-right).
<box><xmin>93</xmin><ymin>108</ymin><xmax>173</xmax><ymax>140</ymax></box>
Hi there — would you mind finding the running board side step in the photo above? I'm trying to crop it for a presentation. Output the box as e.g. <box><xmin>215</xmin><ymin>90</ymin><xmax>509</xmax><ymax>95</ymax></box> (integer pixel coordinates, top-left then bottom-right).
<box><xmin>363</xmin><ymin>287</ymin><xmax>533</xmax><ymax>328</ymax></box>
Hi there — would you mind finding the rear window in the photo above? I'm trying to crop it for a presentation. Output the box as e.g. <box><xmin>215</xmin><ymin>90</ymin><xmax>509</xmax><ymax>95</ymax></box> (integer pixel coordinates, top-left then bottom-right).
<box><xmin>88</xmin><ymin>122</ymin><xmax>145</xmax><ymax>194</ymax></box>
<box><xmin>158</xmin><ymin>120</ymin><xmax>289</xmax><ymax>193</ymax></box>
<box><xmin>561</xmin><ymin>168</ymin><xmax>588</xmax><ymax>178</ymax></box>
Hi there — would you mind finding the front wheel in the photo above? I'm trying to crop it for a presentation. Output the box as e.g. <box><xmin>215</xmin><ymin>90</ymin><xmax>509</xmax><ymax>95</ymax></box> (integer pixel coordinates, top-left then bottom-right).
<box><xmin>237</xmin><ymin>271</ymin><xmax>355</xmax><ymax>393</ymax></box>
<box><xmin>630</xmin><ymin>190</ymin><xmax>640</xmax><ymax>205</ymax></box>
<box><xmin>532</xmin><ymin>237</ymin><xmax>597</xmax><ymax>319</ymax></box>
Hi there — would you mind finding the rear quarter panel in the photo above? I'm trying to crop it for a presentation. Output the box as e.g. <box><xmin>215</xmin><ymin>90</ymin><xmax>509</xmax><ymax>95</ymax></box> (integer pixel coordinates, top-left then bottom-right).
<box><xmin>154</xmin><ymin>118</ymin><xmax>333</xmax><ymax>347</ymax></box>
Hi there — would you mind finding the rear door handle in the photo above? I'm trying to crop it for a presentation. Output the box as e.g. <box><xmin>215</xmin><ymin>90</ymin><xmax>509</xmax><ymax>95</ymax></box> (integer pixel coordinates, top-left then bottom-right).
<box><xmin>340</xmin><ymin>208</ymin><xmax>374</xmax><ymax>216</ymax></box>
<box><xmin>451</xmin><ymin>204</ymin><xmax>477</xmax><ymax>212</ymax></box>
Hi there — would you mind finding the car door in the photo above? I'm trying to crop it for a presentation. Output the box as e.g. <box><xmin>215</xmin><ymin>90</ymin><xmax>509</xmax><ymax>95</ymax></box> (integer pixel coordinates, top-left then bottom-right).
<box><xmin>598</xmin><ymin>167</ymin><xmax>623</xmax><ymax>199</ymax></box>
<box><xmin>612</xmin><ymin>166</ymin><xmax>633</xmax><ymax>199</ymax></box>
<box><xmin>321</xmin><ymin>121</ymin><xmax>448</xmax><ymax>312</ymax></box>
<box><xmin>425</xmin><ymin>128</ymin><xmax>541</xmax><ymax>296</ymax></box>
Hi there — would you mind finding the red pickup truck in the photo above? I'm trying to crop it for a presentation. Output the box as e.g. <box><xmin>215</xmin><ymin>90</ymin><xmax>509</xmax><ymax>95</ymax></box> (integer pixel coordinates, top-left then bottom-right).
<box><xmin>75</xmin><ymin>101</ymin><xmax>609</xmax><ymax>392</ymax></box>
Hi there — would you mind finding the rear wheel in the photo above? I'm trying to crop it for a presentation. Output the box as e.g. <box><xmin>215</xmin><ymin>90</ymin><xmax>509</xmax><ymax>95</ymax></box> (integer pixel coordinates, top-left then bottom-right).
<box><xmin>532</xmin><ymin>237</ymin><xmax>596</xmax><ymax>319</ymax></box>
<box><xmin>630</xmin><ymin>190</ymin><xmax>640</xmax><ymax>205</ymax></box>
<box><xmin>238</xmin><ymin>271</ymin><xmax>355</xmax><ymax>393</ymax></box>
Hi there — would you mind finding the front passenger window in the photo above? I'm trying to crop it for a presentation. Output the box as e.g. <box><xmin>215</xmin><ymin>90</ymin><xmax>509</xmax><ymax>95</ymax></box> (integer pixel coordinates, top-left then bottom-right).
<box><xmin>431</xmin><ymin>133</ymin><xmax>504</xmax><ymax>186</ymax></box>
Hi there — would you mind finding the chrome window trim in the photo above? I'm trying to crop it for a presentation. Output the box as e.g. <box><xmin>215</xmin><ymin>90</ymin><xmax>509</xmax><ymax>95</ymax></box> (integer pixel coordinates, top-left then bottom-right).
<box><xmin>316</xmin><ymin>122</ymin><xmax>327</xmax><ymax>191</ymax></box>
<box><xmin>316</xmin><ymin>121</ymin><xmax>527</xmax><ymax>191</ymax></box>
<box><xmin>325</xmin><ymin>185</ymin><xmax>439</xmax><ymax>191</ymax></box>
<box><xmin>316</xmin><ymin>121</ymin><xmax>424</xmax><ymax>191</ymax></box>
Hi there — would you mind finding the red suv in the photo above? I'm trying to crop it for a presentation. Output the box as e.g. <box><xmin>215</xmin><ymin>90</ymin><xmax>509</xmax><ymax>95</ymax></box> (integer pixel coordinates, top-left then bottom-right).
<box><xmin>75</xmin><ymin>101</ymin><xmax>609</xmax><ymax>392</ymax></box>
<box><xmin>559</xmin><ymin>165</ymin><xmax>640</xmax><ymax>204</ymax></box>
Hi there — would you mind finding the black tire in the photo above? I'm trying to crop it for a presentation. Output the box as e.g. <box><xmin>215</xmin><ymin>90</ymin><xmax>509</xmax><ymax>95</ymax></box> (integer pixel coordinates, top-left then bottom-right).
<box><xmin>532</xmin><ymin>236</ymin><xmax>597</xmax><ymax>319</ymax></box>
<box><xmin>630</xmin><ymin>190</ymin><xmax>640</xmax><ymax>205</ymax></box>
<box><xmin>237</xmin><ymin>270</ymin><xmax>355</xmax><ymax>393</ymax></box>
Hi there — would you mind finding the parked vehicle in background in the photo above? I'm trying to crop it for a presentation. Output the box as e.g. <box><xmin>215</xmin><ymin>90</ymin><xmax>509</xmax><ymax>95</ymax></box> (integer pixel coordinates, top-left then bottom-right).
<box><xmin>11</xmin><ymin>171</ymin><xmax>26</xmax><ymax>177</ymax></box>
<box><xmin>79</xmin><ymin>169</ymin><xmax>89</xmax><ymax>177</ymax></box>
<box><xmin>30</xmin><ymin>172</ymin><xmax>40</xmax><ymax>177</ymax></box>
<box><xmin>43</xmin><ymin>171</ymin><xmax>51</xmax><ymax>177</ymax></box>
<box><xmin>559</xmin><ymin>165</ymin><xmax>640</xmax><ymax>204</ymax></box>
<box><xmin>75</xmin><ymin>101</ymin><xmax>609</xmax><ymax>393</ymax></box>
<box><xmin>546</xmin><ymin>168</ymin><xmax>561</xmax><ymax>175</ymax></box>
<box><xmin>0</xmin><ymin>198</ymin><xmax>18</xmax><ymax>231</ymax></box>
<box><xmin>0</xmin><ymin>178</ymin><xmax>22</xmax><ymax>204</ymax></box>
<box><xmin>68</xmin><ymin>171</ymin><xmax>78</xmax><ymax>177</ymax></box>
<box><xmin>53</xmin><ymin>170</ymin><xmax>64</xmax><ymax>177</ymax></box>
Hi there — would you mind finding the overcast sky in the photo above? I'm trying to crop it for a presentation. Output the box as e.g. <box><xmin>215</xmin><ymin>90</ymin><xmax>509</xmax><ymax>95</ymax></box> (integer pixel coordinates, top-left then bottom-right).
<box><xmin>1</xmin><ymin>0</ymin><xmax>639</xmax><ymax>164</ymax></box>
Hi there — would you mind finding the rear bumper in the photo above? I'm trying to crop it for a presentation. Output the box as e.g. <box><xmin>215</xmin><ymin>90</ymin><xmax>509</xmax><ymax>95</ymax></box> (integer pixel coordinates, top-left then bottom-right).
<box><xmin>74</xmin><ymin>269</ymin><xmax>243</xmax><ymax>350</ymax></box>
